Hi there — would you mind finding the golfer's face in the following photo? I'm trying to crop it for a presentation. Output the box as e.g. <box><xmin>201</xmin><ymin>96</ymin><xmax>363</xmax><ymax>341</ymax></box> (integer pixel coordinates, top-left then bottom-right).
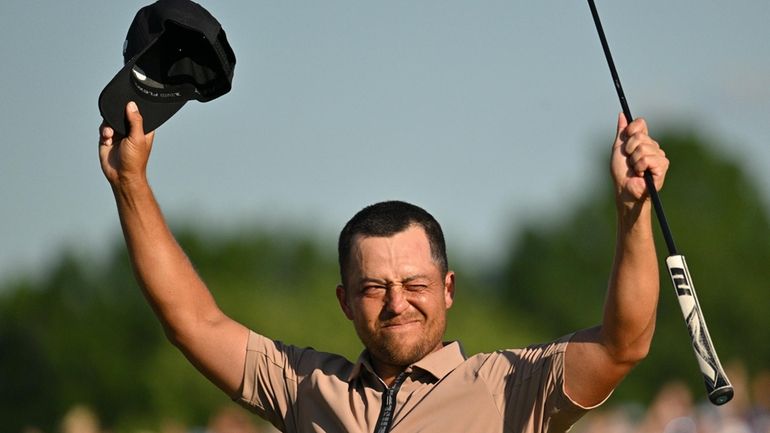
<box><xmin>341</xmin><ymin>225</ymin><xmax>454</xmax><ymax>367</ymax></box>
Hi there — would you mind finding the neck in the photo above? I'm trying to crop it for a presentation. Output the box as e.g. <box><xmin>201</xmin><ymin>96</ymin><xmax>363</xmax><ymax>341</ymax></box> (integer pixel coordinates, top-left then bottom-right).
<box><xmin>369</xmin><ymin>341</ymin><xmax>446</xmax><ymax>386</ymax></box>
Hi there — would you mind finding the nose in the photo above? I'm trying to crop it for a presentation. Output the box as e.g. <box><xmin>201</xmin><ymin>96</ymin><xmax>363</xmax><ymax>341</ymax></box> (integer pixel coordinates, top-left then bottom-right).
<box><xmin>384</xmin><ymin>286</ymin><xmax>409</xmax><ymax>316</ymax></box>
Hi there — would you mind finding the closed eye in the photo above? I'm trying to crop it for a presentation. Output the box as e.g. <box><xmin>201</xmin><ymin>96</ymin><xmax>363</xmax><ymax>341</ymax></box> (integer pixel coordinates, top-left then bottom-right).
<box><xmin>406</xmin><ymin>283</ymin><xmax>429</xmax><ymax>291</ymax></box>
<box><xmin>362</xmin><ymin>285</ymin><xmax>386</xmax><ymax>296</ymax></box>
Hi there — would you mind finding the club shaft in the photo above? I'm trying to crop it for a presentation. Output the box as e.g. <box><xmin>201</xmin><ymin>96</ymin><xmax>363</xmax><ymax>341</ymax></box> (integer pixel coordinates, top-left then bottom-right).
<box><xmin>587</xmin><ymin>0</ymin><xmax>678</xmax><ymax>255</ymax></box>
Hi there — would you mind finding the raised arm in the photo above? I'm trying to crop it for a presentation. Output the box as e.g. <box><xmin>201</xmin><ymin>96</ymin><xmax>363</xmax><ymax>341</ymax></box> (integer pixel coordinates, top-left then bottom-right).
<box><xmin>99</xmin><ymin>102</ymin><xmax>248</xmax><ymax>397</ymax></box>
<box><xmin>564</xmin><ymin>114</ymin><xmax>669</xmax><ymax>407</ymax></box>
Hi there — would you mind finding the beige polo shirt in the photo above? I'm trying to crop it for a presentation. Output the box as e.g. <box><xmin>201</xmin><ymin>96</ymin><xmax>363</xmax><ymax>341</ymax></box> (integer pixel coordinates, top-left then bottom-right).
<box><xmin>237</xmin><ymin>330</ymin><xmax>595</xmax><ymax>433</ymax></box>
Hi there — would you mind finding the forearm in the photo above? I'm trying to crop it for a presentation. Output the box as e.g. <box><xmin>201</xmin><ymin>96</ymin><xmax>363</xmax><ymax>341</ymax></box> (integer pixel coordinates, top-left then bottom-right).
<box><xmin>112</xmin><ymin>178</ymin><xmax>223</xmax><ymax>340</ymax></box>
<box><xmin>564</xmin><ymin>116</ymin><xmax>667</xmax><ymax>405</ymax></box>
<box><xmin>601</xmin><ymin>200</ymin><xmax>659</xmax><ymax>363</ymax></box>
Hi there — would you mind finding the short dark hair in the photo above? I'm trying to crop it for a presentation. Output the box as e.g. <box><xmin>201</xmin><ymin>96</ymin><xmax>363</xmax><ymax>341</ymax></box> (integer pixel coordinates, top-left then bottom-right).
<box><xmin>338</xmin><ymin>200</ymin><xmax>448</xmax><ymax>285</ymax></box>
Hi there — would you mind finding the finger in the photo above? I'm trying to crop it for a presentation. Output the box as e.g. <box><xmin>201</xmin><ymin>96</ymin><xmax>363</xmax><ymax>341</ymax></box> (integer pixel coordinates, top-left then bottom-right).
<box><xmin>146</xmin><ymin>130</ymin><xmax>156</xmax><ymax>151</ymax></box>
<box><xmin>98</xmin><ymin>129</ymin><xmax>113</xmax><ymax>167</ymax></box>
<box><xmin>125</xmin><ymin>101</ymin><xmax>146</xmax><ymax>144</ymax></box>
<box><xmin>624</xmin><ymin>131</ymin><xmax>660</xmax><ymax>158</ymax></box>
<box><xmin>99</xmin><ymin>121</ymin><xmax>114</xmax><ymax>145</ymax></box>
<box><xmin>645</xmin><ymin>152</ymin><xmax>670</xmax><ymax>177</ymax></box>
<box><xmin>99</xmin><ymin>121</ymin><xmax>113</xmax><ymax>138</ymax></box>
<box><xmin>614</xmin><ymin>112</ymin><xmax>629</xmax><ymax>145</ymax></box>
<box><xmin>637</xmin><ymin>155</ymin><xmax>669</xmax><ymax>191</ymax></box>
<box><xmin>629</xmin><ymin>148</ymin><xmax>667</xmax><ymax>176</ymax></box>
<box><xmin>625</xmin><ymin>117</ymin><xmax>648</xmax><ymax>137</ymax></box>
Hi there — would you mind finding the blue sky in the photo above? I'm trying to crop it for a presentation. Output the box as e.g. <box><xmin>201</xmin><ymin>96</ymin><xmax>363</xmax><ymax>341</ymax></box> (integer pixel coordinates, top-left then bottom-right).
<box><xmin>1</xmin><ymin>1</ymin><xmax>768</xmax><ymax>282</ymax></box>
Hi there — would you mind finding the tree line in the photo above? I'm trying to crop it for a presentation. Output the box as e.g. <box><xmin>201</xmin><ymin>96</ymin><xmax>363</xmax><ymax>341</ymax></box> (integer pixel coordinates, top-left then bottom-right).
<box><xmin>1</xmin><ymin>130</ymin><xmax>768</xmax><ymax>432</ymax></box>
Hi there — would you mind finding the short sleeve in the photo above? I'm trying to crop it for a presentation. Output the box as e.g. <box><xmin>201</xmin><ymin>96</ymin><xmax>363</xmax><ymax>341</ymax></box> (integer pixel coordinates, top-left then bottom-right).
<box><xmin>236</xmin><ymin>330</ymin><xmax>303</xmax><ymax>431</ymax></box>
<box><xmin>476</xmin><ymin>334</ymin><xmax>599</xmax><ymax>433</ymax></box>
<box><xmin>235</xmin><ymin>330</ymin><xmax>357</xmax><ymax>432</ymax></box>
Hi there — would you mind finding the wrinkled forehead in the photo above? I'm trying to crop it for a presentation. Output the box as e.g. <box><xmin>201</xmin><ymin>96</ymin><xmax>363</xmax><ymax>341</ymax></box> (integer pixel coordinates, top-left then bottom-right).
<box><xmin>348</xmin><ymin>227</ymin><xmax>437</xmax><ymax>277</ymax></box>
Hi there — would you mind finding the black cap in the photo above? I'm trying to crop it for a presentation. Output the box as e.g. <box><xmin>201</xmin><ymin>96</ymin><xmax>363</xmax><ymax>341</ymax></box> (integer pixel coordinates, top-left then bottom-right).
<box><xmin>99</xmin><ymin>0</ymin><xmax>235</xmax><ymax>135</ymax></box>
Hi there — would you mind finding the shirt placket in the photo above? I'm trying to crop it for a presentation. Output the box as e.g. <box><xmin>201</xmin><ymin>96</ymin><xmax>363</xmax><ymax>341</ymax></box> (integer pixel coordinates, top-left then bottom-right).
<box><xmin>373</xmin><ymin>371</ymin><xmax>409</xmax><ymax>433</ymax></box>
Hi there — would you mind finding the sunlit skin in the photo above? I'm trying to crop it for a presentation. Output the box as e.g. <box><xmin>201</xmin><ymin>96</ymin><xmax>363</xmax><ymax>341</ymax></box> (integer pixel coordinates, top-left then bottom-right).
<box><xmin>336</xmin><ymin>225</ymin><xmax>455</xmax><ymax>386</ymax></box>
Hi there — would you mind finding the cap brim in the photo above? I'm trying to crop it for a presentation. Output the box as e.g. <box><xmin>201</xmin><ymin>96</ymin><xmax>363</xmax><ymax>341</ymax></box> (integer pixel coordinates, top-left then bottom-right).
<box><xmin>99</xmin><ymin>60</ymin><xmax>187</xmax><ymax>136</ymax></box>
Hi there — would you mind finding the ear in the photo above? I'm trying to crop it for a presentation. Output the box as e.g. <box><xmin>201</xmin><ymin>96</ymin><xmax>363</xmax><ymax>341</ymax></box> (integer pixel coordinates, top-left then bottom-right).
<box><xmin>443</xmin><ymin>271</ymin><xmax>456</xmax><ymax>309</ymax></box>
<box><xmin>336</xmin><ymin>284</ymin><xmax>354</xmax><ymax>320</ymax></box>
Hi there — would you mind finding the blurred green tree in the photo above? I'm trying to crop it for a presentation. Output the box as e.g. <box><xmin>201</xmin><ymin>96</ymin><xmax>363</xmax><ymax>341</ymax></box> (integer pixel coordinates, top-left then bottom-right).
<box><xmin>497</xmin><ymin>130</ymin><xmax>770</xmax><ymax>403</ymax></box>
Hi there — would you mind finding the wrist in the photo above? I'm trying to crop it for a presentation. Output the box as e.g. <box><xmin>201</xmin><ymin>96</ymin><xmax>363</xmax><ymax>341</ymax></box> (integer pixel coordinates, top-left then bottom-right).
<box><xmin>111</xmin><ymin>174</ymin><xmax>151</xmax><ymax>200</ymax></box>
<box><xmin>616</xmin><ymin>197</ymin><xmax>653</xmax><ymax>233</ymax></box>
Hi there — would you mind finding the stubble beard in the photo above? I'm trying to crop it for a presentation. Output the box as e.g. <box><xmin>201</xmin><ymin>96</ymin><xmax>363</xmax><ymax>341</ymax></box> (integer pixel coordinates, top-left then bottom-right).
<box><xmin>358</xmin><ymin>316</ymin><xmax>447</xmax><ymax>367</ymax></box>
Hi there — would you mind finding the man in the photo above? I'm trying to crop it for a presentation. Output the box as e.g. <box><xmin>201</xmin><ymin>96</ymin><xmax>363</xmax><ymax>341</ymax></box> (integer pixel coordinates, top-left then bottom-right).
<box><xmin>99</xmin><ymin>101</ymin><xmax>668</xmax><ymax>432</ymax></box>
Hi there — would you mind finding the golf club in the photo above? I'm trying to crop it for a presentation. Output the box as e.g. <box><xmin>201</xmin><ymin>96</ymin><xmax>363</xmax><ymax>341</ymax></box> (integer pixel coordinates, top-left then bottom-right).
<box><xmin>587</xmin><ymin>0</ymin><xmax>734</xmax><ymax>406</ymax></box>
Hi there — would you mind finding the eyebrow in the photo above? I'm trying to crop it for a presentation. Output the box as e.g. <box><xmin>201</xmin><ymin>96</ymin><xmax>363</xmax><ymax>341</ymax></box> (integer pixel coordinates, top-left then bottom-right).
<box><xmin>403</xmin><ymin>274</ymin><xmax>430</xmax><ymax>283</ymax></box>
<box><xmin>359</xmin><ymin>277</ymin><xmax>388</xmax><ymax>286</ymax></box>
<box><xmin>357</xmin><ymin>275</ymin><xmax>430</xmax><ymax>286</ymax></box>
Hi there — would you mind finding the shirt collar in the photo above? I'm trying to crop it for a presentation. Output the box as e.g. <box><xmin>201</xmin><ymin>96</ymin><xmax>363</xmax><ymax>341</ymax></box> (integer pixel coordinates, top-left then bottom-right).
<box><xmin>348</xmin><ymin>351</ymin><xmax>375</xmax><ymax>381</ymax></box>
<box><xmin>412</xmin><ymin>341</ymin><xmax>466</xmax><ymax>380</ymax></box>
<box><xmin>348</xmin><ymin>341</ymin><xmax>466</xmax><ymax>382</ymax></box>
